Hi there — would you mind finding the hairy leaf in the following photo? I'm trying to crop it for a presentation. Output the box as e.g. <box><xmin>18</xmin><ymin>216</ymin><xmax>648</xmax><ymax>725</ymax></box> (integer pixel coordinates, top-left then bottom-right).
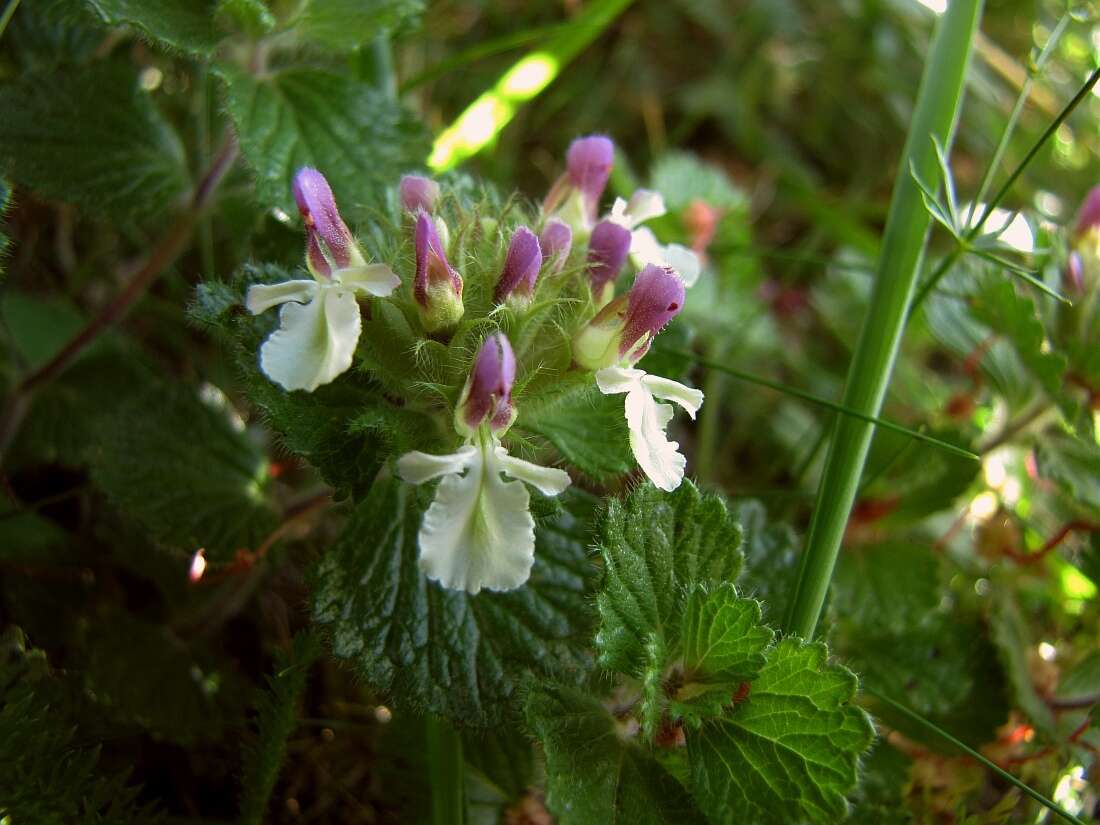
<box><xmin>0</xmin><ymin>61</ymin><xmax>189</xmax><ymax>217</ymax></box>
<box><xmin>518</xmin><ymin>385</ymin><xmax>634</xmax><ymax>481</ymax></box>
<box><xmin>1035</xmin><ymin>432</ymin><xmax>1100</xmax><ymax>517</ymax></box>
<box><xmin>526</xmin><ymin>683</ymin><xmax>702</xmax><ymax>825</ymax></box>
<box><xmin>312</xmin><ymin>478</ymin><xmax>595</xmax><ymax>725</ymax></box>
<box><xmin>688</xmin><ymin>638</ymin><xmax>874</xmax><ymax>825</ymax></box>
<box><xmin>675</xmin><ymin>582</ymin><xmax>772</xmax><ymax>722</ymax></box>
<box><xmin>239</xmin><ymin>633</ymin><xmax>320</xmax><ymax>825</ymax></box>
<box><xmin>596</xmin><ymin>481</ymin><xmax>743</xmax><ymax>676</ymax></box>
<box><xmin>731</xmin><ymin>499</ymin><xmax>801</xmax><ymax>626</ymax></box>
<box><xmin>218</xmin><ymin>63</ymin><xmax>428</xmax><ymax>215</ymax></box>
<box><xmin>85</xmin><ymin>0</ymin><xmax>222</xmax><ymax>54</ymax></box>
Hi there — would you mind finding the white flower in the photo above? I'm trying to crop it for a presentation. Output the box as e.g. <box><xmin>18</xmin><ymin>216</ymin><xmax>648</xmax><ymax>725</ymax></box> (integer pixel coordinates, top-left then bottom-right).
<box><xmin>595</xmin><ymin>365</ymin><xmax>704</xmax><ymax>492</ymax></box>
<box><xmin>608</xmin><ymin>190</ymin><xmax>701</xmax><ymax>287</ymax></box>
<box><xmin>246</xmin><ymin>262</ymin><xmax>400</xmax><ymax>392</ymax></box>
<box><xmin>396</xmin><ymin>433</ymin><xmax>571</xmax><ymax>594</ymax></box>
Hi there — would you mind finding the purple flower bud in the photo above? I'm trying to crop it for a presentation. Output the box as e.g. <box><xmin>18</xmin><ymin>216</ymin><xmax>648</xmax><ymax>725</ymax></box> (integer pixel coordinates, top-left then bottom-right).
<box><xmin>400</xmin><ymin>174</ymin><xmax>440</xmax><ymax>214</ymax></box>
<box><xmin>573</xmin><ymin>265</ymin><xmax>685</xmax><ymax>371</ymax></box>
<box><xmin>414</xmin><ymin>212</ymin><xmax>464</xmax><ymax>331</ymax></box>
<box><xmin>1074</xmin><ymin>185</ymin><xmax>1100</xmax><ymax>238</ymax></box>
<box><xmin>586</xmin><ymin>220</ymin><xmax>632</xmax><ymax>302</ymax></box>
<box><xmin>567</xmin><ymin>135</ymin><xmax>614</xmax><ymax>219</ymax></box>
<box><xmin>293</xmin><ymin>167</ymin><xmax>356</xmax><ymax>278</ymax></box>
<box><xmin>494</xmin><ymin>226</ymin><xmax>542</xmax><ymax>304</ymax></box>
<box><xmin>459</xmin><ymin>332</ymin><xmax>517</xmax><ymax>433</ymax></box>
<box><xmin>620</xmin><ymin>265</ymin><xmax>685</xmax><ymax>361</ymax></box>
<box><xmin>1066</xmin><ymin>251</ymin><xmax>1085</xmax><ymax>295</ymax></box>
<box><xmin>539</xmin><ymin>218</ymin><xmax>573</xmax><ymax>275</ymax></box>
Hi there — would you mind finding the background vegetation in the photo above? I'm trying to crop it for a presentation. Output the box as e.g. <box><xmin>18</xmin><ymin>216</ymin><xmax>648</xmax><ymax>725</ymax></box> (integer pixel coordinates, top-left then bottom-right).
<box><xmin>1</xmin><ymin>0</ymin><xmax>1099</xmax><ymax>822</ymax></box>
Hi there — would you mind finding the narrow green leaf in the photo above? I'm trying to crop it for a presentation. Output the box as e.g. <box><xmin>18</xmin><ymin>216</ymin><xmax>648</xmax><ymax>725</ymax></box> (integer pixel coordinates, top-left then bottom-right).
<box><xmin>312</xmin><ymin>478</ymin><xmax>596</xmax><ymax>725</ymax></box>
<box><xmin>217</xmin><ymin>63</ymin><xmax>429</xmax><ymax>215</ymax></box>
<box><xmin>526</xmin><ymin>683</ymin><xmax>702</xmax><ymax>825</ymax></box>
<box><xmin>786</xmin><ymin>0</ymin><xmax>983</xmax><ymax>638</ymax></box>
<box><xmin>85</xmin><ymin>0</ymin><xmax>221</xmax><ymax>54</ymax></box>
<box><xmin>0</xmin><ymin>61</ymin><xmax>189</xmax><ymax>218</ymax></box>
<box><xmin>688</xmin><ymin>638</ymin><xmax>874</xmax><ymax>825</ymax></box>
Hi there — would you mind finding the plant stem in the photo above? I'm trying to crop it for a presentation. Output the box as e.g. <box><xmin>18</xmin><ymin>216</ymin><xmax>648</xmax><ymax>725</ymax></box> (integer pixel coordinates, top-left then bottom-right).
<box><xmin>371</xmin><ymin>31</ymin><xmax>397</xmax><ymax>101</ymax></box>
<box><xmin>784</xmin><ymin>0</ymin><xmax>983</xmax><ymax>640</ymax></box>
<box><xmin>0</xmin><ymin>0</ymin><xmax>21</xmax><ymax>42</ymax></box>
<box><xmin>964</xmin><ymin>13</ymin><xmax>1070</xmax><ymax>228</ymax></box>
<box><xmin>866</xmin><ymin>689</ymin><xmax>1088</xmax><ymax>825</ymax></box>
<box><xmin>0</xmin><ymin>134</ymin><xmax>239</xmax><ymax>463</ymax></box>
<box><xmin>426</xmin><ymin>716</ymin><xmax>464</xmax><ymax>825</ymax></box>
<box><xmin>911</xmin><ymin>64</ymin><xmax>1100</xmax><ymax>313</ymax></box>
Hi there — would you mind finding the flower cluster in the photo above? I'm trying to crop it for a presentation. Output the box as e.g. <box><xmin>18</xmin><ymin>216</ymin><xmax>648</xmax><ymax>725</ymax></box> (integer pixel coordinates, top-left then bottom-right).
<box><xmin>245</xmin><ymin>136</ymin><xmax>705</xmax><ymax>593</ymax></box>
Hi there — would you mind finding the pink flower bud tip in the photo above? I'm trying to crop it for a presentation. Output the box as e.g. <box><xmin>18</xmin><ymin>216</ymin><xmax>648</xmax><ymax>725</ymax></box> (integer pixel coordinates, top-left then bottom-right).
<box><xmin>539</xmin><ymin>219</ymin><xmax>573</xmax><ymax>274</ymax></box>
<box><xmin>462</xmin><ymin>332</ymin><xmax>516</xmax><ymax>431</ymax></box>
<box><xmin>292</xmin><ymin>167</ymin><xmax>356</xmax><ymax>278</ymax></box>
<box><xmin>400</xmin><ymin>174</ymin><xmax>440</xmax><ymax>214</ymax></box>
<box><xmin>586</xmin><ymin>220</ymin><xmax>632</xmax><ymax>301</ymax></box>
<box><xmin>494</xmin><ymin>226</ymin><xmax>542</xmax><ymax>304</ymax></box>
<box><xmin>1074</xmin><ymin>185</ymin><xmax>1100</xmax><ymax>238</ymax></box>
<box><xmin>567</xmin><ymin>135</ymin><xmax>615</xmax><ymax>211</ymax></box>
<box><xmin>414</xmin><ymin>212</ymin><xmax>464</xmax><ymax>331</ymax></box>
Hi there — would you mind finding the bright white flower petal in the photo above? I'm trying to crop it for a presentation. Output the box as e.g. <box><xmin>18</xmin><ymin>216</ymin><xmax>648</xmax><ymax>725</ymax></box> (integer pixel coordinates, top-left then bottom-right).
<box><xmin>629</xmin><ymin>228</ymin><xmax>701</xmax><ymax>287</ymax></box>
<box><xmin>338</xmin><ymin>263</ymin><xmax>401</xmax><ymax>297</ymax></box>
<box><xmin>399</xmin><ymin>438</ymin><xmax>571</xmax><ymax>594</ymax></box>
<box><xmin>258</xmin><ymin>286</ymin><xmax>361</xmax><ymax>392</ymax></box>
<box><xmin>246</xmin><ymin>280</ymin><xmax>320</xmax><ymax>315</ymax></box>
<box><xmin>494</xmin><ymin>447</ymin><xmax>571</xmax><ymax>496</ymax></box>
<box><xmin>642</xmin><ymin>374</ymin><xmax>705</xmax><ymax>419</ymax></box>
<box><xmin>396</xmin><ymin>446</ymin><xmax>478</xmax><ymax>484</ymax></box>
<box><xmin>595</xmin><ymin>366</ymin><xmax>703</xmax><ymax>492</ymax></box>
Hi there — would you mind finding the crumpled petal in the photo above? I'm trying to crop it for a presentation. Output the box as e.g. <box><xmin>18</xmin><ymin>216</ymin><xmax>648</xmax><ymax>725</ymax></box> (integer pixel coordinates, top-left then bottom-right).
<box><xmin>246</xmin><ymin>280</ymin><xmax>320</xmax><ymax>315</ymax></box>
<box><xmin>258</xmin><ymin>286</ymin><xmax>361</xmax><ymax>392</ymax></box>
<box><xmin>398</xmin><ymin>438</ymin><xmax>571</xmax><ymax>594</ymax></box>
<box><xmin>336</xmin><ymin>263</ymin><xmax>401</xmax><ymax>297</ymax></box>
<box><xmin>596</xmin><ymin>366</ymin><xmax>704</xmax><ymax>492</ymax></box>
<box><xmin>396</xmin><ymin>446</ymin><xmax>479</xmax><ymax>484</ymax></box>
<box><xmin>494</xmin><ymin>447</ymin><xmax>571</xmax><ymax>496</ymax></box>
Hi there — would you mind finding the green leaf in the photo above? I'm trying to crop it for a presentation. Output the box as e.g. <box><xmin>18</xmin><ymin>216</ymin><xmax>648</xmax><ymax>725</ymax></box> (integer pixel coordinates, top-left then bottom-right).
<box><xmin>649</xmin><ymin>151</ymin><xmax>747</xmax><ymax>212</ymax></box>
<box><xmin>312</xmin><ymin>478</ymin><xmax>596</xmax><ymax>725</ymax></box>
<box><xmin>831</xmin><ymin>543</ymin><xmax>1009</xmax><ymax>748</ymax></box>
<box><xmin>595</xmin><ymin>481</ymin><xmax>743</xmax><ymax>676</ymax></box>
<box><xmin>85</xmin><ymin>0</ymin><xmax>222</xmax><ymax>54</ymax></box>
<box><xmin>1035</xmin><ymin>433</ymin><xmax>1100</xmax><ymax>517</ymax></box>
<box><xmin>969</xmin><ymin>272</ymin><xmax>1067</xmax><ymax>397</ymax></box>
<box><xmin>843</xmin><ymin>740</ymin><xmax>913</xmax><ymax>824</ymax></box>
<box><xmin>990</xmin><ymin>589</ymin><xmax>1056</xmax><ymax>735</ymax></box>
<box><xmin>688</xmin><ymin>638</ymin><xmax>874</xmax><ymax>825</ymax></box>
<box><xmin>518</xmin><ymin>385</ymin><xmax>634</xmax><ymax>481</ymax></box>
<box><xmin>732</xmin><ymin>499</ymin><xmax>802</xmax><ymax>626</ymax></box>
<box><xmin>239</xmin><ymin>632</ymin><xmax>320</xmax><ymax>825</ymax></box>
<box><xmin>526</xmin><ymin>683</ymin><xmax>703</xmax><ymax>825</ymax></box>
<box><xmin>217</xmin><ymin>63</ymin><xmax>429</xmax><ymax>215</ymax></box>
<box><xmin>0</xmin><ymin>61</ymin><xmax>189</xmax><ymax>218</ymax></box>
<box><xmin>675</xmin><ymin>583</ymin><xmax>772</xmax><ymax>722</ymax></box>
<box><xmin>292</xmin><ymin>0</ymin><xmax>424</xmax><ymax>51</ymax></box>
<box><xmin>90</xmin><ymin>383</ymin><xmax>277</xmax><ymax>560</ymax></box>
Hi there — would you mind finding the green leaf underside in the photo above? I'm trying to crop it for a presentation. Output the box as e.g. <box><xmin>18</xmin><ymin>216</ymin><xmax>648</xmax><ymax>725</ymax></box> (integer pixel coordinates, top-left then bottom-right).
<box><xmin>0</xmin><ymin>61</ymin><xmax>189</xmax><ymax>218</ymax></box>
<box><xmin>526</xmin><ymin>684</ymin><xmax>702</xmax><ymax>825</ymax></box>
<box><xmin>90</xmin><ymin>383</ymin><xmax>277</xmax><ymax>560</ymax></box>
<box><xmin>688</xmin><ymin>638</ymin><xmax>873</xmax><ymax>825</ymax></box>
<box><xmin>85</xmin><ymin>0</ymin><xmax>221</xmax><ymax>55</ymax></box>
<box><xmin>312</xmin><ymin>478</ymin><xmax>595</xmax><ymax>725</ymax></box>
<box><xmin>217</xmin><ymin>64</ymin><xmax>429</xmax><ymax>215</ymax></box>
<box><xmin>596</xmin><ymin>482</ymin><xmax>743</xmax><ymax>675</ymax></box>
